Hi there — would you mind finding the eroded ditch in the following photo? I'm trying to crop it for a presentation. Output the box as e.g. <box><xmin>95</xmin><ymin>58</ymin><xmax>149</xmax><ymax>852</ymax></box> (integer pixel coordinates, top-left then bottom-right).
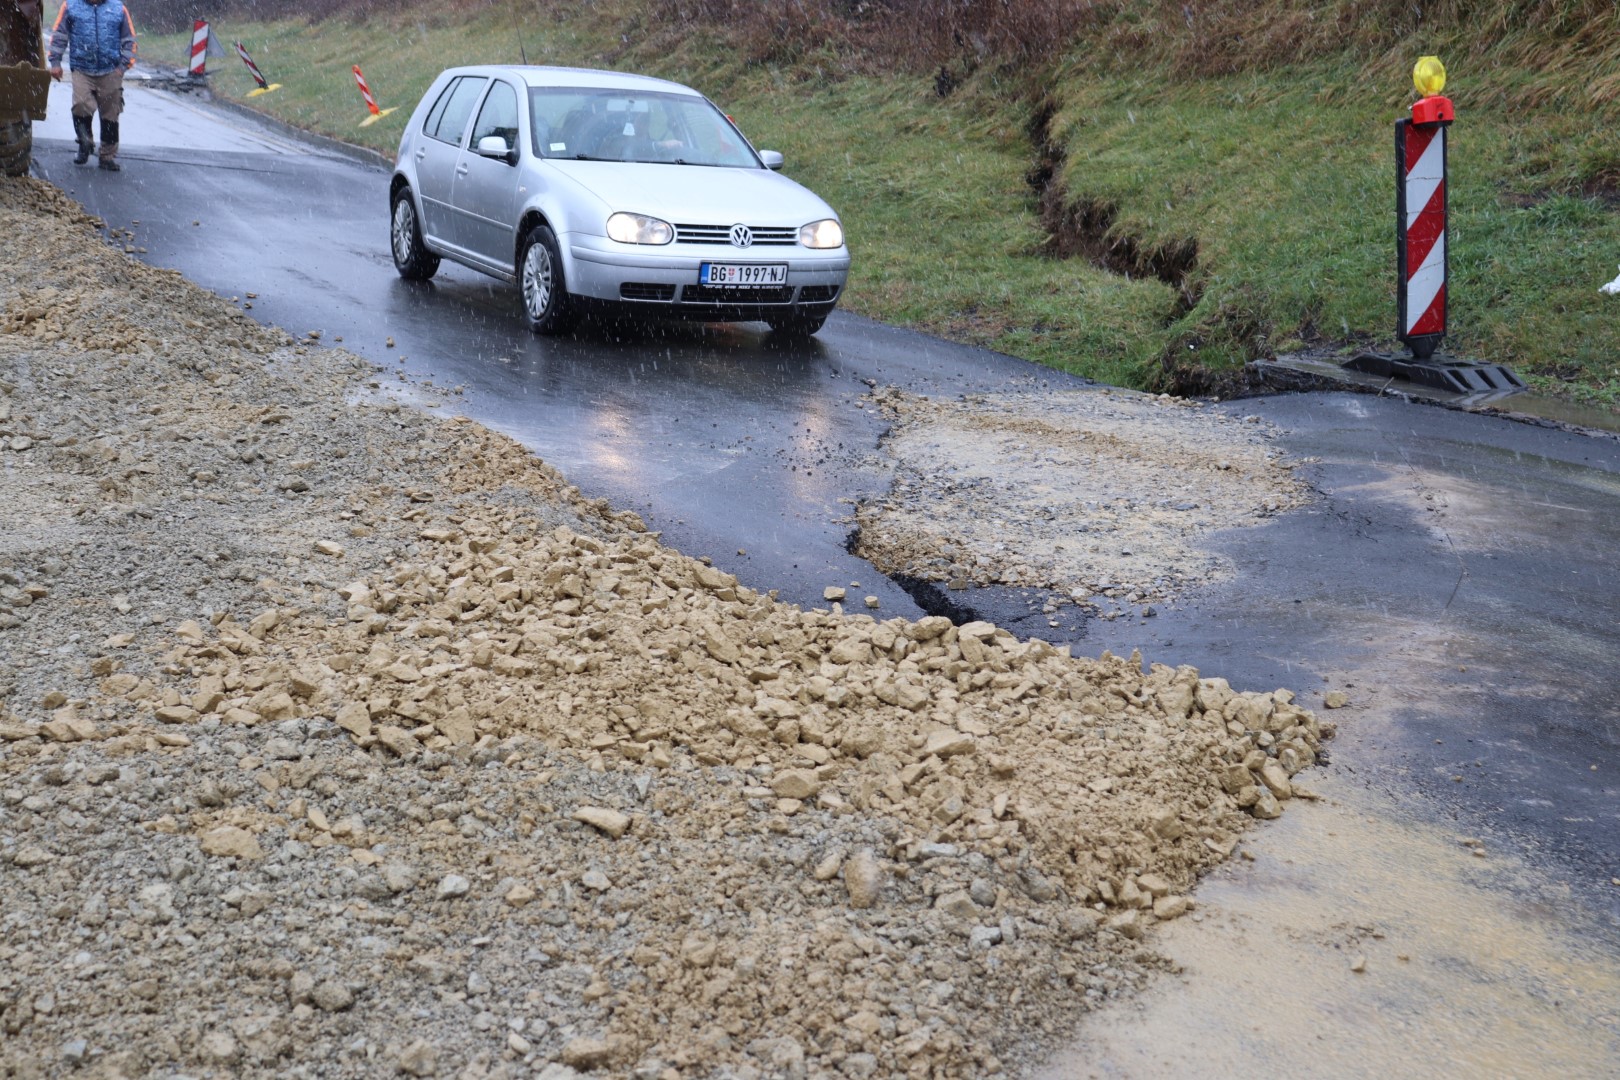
<box><xmin>1025</xmin><ymin>97</ymin><xmax>1201</xmax><ymax>317</ymax></box>
<box><xmin>1023</xmin><ymin>96</ymin><xmax>1290</xmax><ymax>398</ymax></box>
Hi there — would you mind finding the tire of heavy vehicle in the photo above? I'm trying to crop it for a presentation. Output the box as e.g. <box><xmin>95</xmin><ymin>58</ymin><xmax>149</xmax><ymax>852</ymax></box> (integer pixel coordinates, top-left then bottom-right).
<box><xmin>766</xmin><ymin>310</ymin><xmax>829</xmax><ymax>336</ymax></box>
<box><xmin>0</xmin><ymin>119</ymin><xmax>32</xmax><ymax>178</ymax></box>
<box><xmin>390</xmin><ymin>188</ymin><xmax>440</xmax><ymax>281</ymax></box>
<box><xmin>519</xmin><ymin>223</ymin><xmax>577</xmax><ymax>336</ymax></box>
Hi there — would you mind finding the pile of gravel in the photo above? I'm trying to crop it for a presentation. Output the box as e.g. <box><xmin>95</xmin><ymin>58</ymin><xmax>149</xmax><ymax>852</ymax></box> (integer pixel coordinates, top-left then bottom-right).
<box><xmin>0</xmin><ymin>176</ymin><xmax>1326</xmax><ymax>1079</ymax></box>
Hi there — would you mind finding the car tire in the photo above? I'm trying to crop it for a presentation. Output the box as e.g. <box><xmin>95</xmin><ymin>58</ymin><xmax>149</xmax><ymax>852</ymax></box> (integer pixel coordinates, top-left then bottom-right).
<box><xmin>391</xmin><ymin>188</ymin><xmax>440</xmax><ymax>281</ymax></box>
<box><xmin>519</xmin><ymin>223</ymin><xmax>577</xmax><ymax>335</ymax></box>
<box><xmin>766</xmin><ymin>310</ymin><xmax>829</xmax><ymax>336</ymax></box>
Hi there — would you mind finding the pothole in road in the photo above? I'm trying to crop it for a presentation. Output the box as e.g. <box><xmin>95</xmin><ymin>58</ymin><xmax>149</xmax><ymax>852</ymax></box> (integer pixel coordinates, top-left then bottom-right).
<box><xmin>848</xmin><ymin>525</ymin><xmax>1101</xmax><ymax>638</ymax></box>
<box><xmin>886</xmin><ymin>570</ymin><xmax>984</xmax><ymax>624</ymax></box>
<box><xmin>843</xmin><ymin>526</ymin><xmax>990</xmax><ymax>624</ymax></box>
<box><xmin>852</xmin><ymin>385</ymin><xmax>1310</xmax><ymax>627</ymax></box>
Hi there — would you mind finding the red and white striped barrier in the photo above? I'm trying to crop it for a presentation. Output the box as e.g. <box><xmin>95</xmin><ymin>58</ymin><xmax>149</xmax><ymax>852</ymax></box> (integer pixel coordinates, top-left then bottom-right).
<box><xmin>234</xmin><ymin>42</ymin><xmax>281</xmax><ymax>97</ymax></box>
<box><xmin>352</xmin><ymin>65</ymin><xmax>378</xmax><ymax>114</ymax></box>
<box><xmin>189</xmin><ymin>20</ymin><xmax>209</xmax><ymax>76</ymax></box>
<box><xmin>1397</xmin><ymin>121</ymin><xmax>1446</xmax><ymax>355</ymax></box>
<box><xmin>353</xmin><ymin>65</ymin><xmax>397</xmax><ymax>127</ymax></box>
<box><xmin>1395</xmin><ymin>57</ymin><xmax>1454</xmax><ymax>361</ymax></box>
<box><xmin>1346</xmin><ymin>59</ymin><xmax>1524</xmax><ymax>393</ymax></box>
<box><xmin>235</xmin><ymin>42</ymin><xmax>267</xmax><ymax>88</ymax></box>
<box><xmin>187</xmin><ymin>20</ymin><xmax>225</xmax><ymax>79</ymax></box>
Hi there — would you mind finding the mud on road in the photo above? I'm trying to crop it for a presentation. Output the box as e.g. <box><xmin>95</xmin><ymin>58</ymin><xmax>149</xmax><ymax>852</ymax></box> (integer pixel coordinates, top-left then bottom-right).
<box><xmin>0</xmin><ymin>176</ymin><xmax>1326</xmax><ymax>1079</ymax></box>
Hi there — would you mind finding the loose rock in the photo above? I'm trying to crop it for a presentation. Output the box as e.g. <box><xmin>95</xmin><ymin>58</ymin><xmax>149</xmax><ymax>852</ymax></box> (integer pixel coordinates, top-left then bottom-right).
<box><xmin>198</xmin><ymin>826</ymin><xmax>265</xmax><ymax>861</ymax></box>
<box><xmin>572</xmin><ymin>806</ymin><xmax>631</xmax><ymax>839</ymax></box>
<box><xmin>844</xmin><ymin>849</ymin><xmax>885</xmax><ymax>909</ymax></box>
<box><xmin>436</xmin><ymin>874</ymin><xmax>471</xmax><ymax>899</ymax></box>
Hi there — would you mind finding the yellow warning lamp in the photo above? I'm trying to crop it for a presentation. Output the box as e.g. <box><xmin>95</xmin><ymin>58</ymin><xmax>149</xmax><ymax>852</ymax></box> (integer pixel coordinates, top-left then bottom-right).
<box><xmin>1410</xmin><ymin>55</ymin><xmax>1454</xmax><ymax>125</ymax></box>
<box><xmin>1413</xmin><ymin>56</ymin><xmax>1446</xmax><ymax>97</ymax></box>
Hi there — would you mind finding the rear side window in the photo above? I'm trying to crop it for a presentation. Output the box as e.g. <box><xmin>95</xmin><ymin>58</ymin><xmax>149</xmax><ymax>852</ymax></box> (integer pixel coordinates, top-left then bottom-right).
<box><xmin>425</xmin><ymin>76</ymin><xmax>489</xmax><ymax>146</ymax></box>
<box><xmin>422</xmin><ymin>79</ymin><xmax>458</xmax><ymax>139</ymax></box>
<box><xmin>470</xmin><ymin>81</ymin><xmax>520</xmax><ymax>154</ymax></box>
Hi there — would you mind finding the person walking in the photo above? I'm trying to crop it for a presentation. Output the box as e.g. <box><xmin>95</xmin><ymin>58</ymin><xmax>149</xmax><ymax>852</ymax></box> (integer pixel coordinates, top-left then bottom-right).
<box><xmin>46</xmin><ymin>0</ymin><xmax>136</xmax><ymax>171</ymax></box>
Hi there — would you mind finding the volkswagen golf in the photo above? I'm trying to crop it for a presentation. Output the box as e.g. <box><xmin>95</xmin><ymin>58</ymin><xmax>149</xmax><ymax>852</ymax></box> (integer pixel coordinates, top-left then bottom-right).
<box><xmin>389</xmin><ymin>65</ymin><xmax>850</xmax><ymax>336</ymax></box>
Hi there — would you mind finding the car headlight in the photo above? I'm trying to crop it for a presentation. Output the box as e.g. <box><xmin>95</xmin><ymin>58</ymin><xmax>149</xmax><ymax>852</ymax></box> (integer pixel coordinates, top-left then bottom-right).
<box><xmin>799</xmin><ymin>218</ymin><xmax>844</xmax><ymax>249</ymax></box>
<box><xmin>606</xmin><ymin>212</ymin><xmax>673</xmax><ymax>245</ymax></box>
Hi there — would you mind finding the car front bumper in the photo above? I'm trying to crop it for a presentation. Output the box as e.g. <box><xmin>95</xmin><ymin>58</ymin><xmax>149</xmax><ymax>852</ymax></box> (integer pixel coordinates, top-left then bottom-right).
<box><xmin>566</xmin><ymin>235</ymin><xmax>850</xmax><ymax>314</ymax></box>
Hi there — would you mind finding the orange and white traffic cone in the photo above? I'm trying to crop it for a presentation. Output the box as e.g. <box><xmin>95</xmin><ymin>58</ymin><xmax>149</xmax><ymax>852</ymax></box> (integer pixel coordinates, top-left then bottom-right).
<box><xmin>353</xmin><ymin>66</ymin><xmax>397</xmax><ymax>127</ymax></box>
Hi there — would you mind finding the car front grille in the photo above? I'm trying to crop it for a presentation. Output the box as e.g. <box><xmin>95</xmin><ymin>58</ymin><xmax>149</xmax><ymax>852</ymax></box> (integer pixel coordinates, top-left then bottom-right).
<box><xmin>797</xmin><ymin>285</ymin><xmax>840</xmax><ymax>303</ymax></box>
<box><xmin>620</xmin><ymin>283</ymin><xmax>677</xmax><ymax>302</ymax></box>
<box><xmin>681</xmin><ymin>285</ymin><xmax>794</xmax><ymax>305</ymax></box>
<box><xmin>675</xmin><ymin>224</ymin><xmax>798</xmax><ymax>246</ymax></box>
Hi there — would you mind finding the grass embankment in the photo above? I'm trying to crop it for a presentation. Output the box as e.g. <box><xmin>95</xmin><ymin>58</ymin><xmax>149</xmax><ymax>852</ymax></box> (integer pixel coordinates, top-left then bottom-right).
<box><xmin>146</xmin><ymin>2</ymin><xmax>1620</xmax><ymax>406</ymax></box>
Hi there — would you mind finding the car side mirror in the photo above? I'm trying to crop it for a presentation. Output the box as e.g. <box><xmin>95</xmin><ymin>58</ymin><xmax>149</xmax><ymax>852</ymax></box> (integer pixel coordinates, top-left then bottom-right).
<box><xmin>476</xmin><ymin>135</ymin><xmax>516</xmax><ymax>163</ymax></box>
<box><xmin>759</xmin><ymin>150</ymin><xmax>784</xmax><ymax>171</ymax></box>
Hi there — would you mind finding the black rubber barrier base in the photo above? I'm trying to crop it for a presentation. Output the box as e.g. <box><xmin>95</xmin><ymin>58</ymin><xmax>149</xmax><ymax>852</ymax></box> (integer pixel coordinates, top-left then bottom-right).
<box><xmin>1344</xmin><ymin>352</ymin><xmax>1527</xmax><ymax>395</ymax></box>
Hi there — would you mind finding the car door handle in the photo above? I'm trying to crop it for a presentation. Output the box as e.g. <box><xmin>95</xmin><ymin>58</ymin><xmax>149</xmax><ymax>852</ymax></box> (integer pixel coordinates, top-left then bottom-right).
<box><xmin>455</xmin><ymin>163</ymin><xmax>470</xmax><ymax>176</ymax></box>
<box><xmin>415</xmin><ymin>147</ymin><xmax>427</xmax><ymax>161</ymax></box>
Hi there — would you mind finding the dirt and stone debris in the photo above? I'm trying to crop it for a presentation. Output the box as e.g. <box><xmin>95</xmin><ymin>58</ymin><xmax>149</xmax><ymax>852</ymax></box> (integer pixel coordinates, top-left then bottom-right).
<box><xmin>0</xmin><ymin>176</ymin><xmax>1326</xmax><ymax>1077</ymax></box>
<box><xmin>853</xmin><ymin>388</ymin><xmax>1309</xmax><ymax>614</ymax></box>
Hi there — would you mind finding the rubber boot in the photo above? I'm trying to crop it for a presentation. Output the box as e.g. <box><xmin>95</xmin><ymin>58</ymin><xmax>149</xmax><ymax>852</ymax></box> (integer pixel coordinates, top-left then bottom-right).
<box><xmin>98</xmin><ymin>120</ymin><xmax>120</xmax><ymax>171</ymax></box>
<box><xmin>72</xmin><ymin>115</ymin><xmax>93</xmax><ymax>165</ymax></box>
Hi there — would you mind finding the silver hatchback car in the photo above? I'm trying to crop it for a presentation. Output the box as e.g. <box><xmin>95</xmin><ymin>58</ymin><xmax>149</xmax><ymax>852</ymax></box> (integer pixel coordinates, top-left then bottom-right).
<box><xmin>389</xmin><ymin>65</ymin><xmax>850</xmax><ymax>336</ymax></box>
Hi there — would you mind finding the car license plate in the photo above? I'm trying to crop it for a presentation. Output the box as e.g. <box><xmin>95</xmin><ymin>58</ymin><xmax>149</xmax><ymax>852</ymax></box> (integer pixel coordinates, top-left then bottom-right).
<box><xmin>700</xmin><ymin>262</ymin><xmax>788</xmax><ymax>287</ymax></box>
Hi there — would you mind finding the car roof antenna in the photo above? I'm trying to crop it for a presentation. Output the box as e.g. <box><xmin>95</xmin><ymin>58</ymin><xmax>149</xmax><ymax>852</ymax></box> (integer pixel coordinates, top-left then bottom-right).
<box><xmin>511</xmin><ymin>4</ymin><xmax>530</xmax><ymax>65</ymax></box>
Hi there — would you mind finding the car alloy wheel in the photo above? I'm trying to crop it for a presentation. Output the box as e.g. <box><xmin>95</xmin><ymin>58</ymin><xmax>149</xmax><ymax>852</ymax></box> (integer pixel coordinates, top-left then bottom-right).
<box><xmin>518</xmin><ymin>224</ymin><xmax>576</xmax><ymax>335</ymax></box>
<box><xmin>390</xmin><ymin>189</ymin><xmax>440</xmax><ymax>281</ymax></box>
<box><xmin>522</xmin><ymin>242</ymin><xmax>554</xmax><ymax>319</ymax></box>
<box><xmin>391</xmin><ymin>200</ymin><xmax>415</xmax><ymax>264</ymax></box>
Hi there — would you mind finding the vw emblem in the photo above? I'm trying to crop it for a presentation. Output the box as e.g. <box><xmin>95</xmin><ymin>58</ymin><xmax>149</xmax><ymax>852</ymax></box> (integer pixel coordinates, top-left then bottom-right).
<box><xmin>728</xmin><ymin>224</ymin><xmax>754</xmax><ymax>248</ymax></box>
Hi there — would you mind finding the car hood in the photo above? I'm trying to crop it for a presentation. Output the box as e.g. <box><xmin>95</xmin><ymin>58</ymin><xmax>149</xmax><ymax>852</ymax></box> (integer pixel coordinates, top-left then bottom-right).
<box><xmin>544</xmin><ymin>160</ymin><xmax>838</xmax><ymax>228</ymax></box>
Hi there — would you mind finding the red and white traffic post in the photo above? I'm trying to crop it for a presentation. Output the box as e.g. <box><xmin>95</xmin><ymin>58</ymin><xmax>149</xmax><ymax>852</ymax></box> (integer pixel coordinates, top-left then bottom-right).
<box><xmin>1395</xmin><ymin>56</ymin><xmax>1454</xmax><ymax>360</ymax></box>
<box><xmin>188</xmin><ymin>20</ymin><xmax>210</xmax><ymax>77</ymax></box>
<box><xmin>353</xmin><ymin>65</ymin><xmax>380</xmax><ymax>115</ymax></box>
<box><xmin>353</xmin><ymin>65</ymin><xmax>397</xmax><ymax>127</ymax></box>
<box><xmin>1346</xmin><ymin>59</ymin><xmax>1523</xmax><ymax>393</ymax></box>
<box><xmin>235</xmin><ymin>42</ymin><xmax>281</xmax><ymax>97</ymax></box>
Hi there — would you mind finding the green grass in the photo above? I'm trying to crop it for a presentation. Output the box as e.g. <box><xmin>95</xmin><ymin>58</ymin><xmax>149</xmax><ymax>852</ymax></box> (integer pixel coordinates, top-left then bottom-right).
<box><xmin>145</xmin><ymin>6</ymin><xmax>1620</xmax><ymax>407</ymax></box>
<box><xmin>1044</xmin><ymin>58</ymin><xmax>1620</xmax><ymax>395</ymax></box>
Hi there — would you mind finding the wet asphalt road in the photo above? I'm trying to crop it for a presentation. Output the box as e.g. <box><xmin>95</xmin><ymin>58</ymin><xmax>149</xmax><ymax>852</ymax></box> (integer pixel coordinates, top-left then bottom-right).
<box><xmin>31</xmin><ymin>86</ymin><xmax>1619</xmax><ymax>924</ymax></box>
<box><xmin>1081</xmin><ymin>394</ymin><xmax>1620</xmax><ymax>917</ymax></box>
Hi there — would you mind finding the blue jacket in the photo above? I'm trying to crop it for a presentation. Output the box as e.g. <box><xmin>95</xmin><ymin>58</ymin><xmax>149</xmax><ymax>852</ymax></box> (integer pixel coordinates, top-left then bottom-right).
<box><xmin>48</xmin><ymin>0</ymin><xmax>137</xmax><ymax>77</ymax></box>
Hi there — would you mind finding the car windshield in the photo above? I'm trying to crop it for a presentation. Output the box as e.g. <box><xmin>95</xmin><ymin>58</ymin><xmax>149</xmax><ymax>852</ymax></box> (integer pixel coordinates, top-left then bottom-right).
<box><xmin>529</xmin><ymin>88</ymin><xmax>760</xmax><ymax>167</ymax></box>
